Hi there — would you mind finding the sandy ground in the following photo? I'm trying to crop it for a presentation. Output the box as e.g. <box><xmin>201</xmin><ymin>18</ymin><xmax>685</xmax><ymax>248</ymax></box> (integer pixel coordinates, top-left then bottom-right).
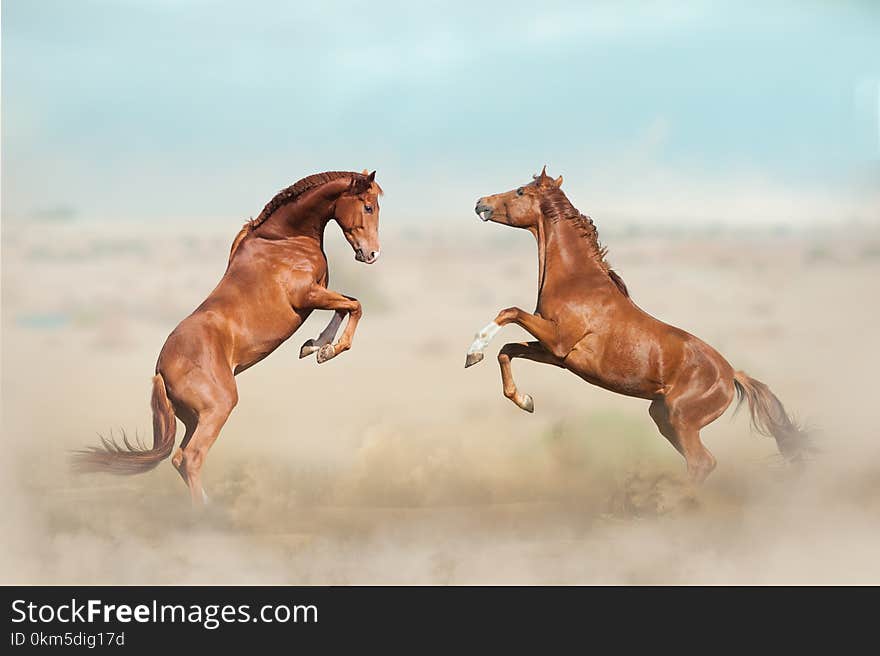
<box><xmin>2</xmin><ymin>215</ymin><xmax>879</xmax><ymax>584</ymax></box>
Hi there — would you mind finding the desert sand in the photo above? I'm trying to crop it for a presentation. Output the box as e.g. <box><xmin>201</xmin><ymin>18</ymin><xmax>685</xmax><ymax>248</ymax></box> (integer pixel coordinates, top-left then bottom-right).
<box><xmin>2</xmin><ymin>215</ymin><xmax>879</xmax><ymax>584</ymax></box>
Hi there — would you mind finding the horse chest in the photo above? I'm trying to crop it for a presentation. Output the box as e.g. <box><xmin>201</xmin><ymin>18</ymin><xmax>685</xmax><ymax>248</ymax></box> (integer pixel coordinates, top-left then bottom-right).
<box><xmin>537</xmin><ymin>293</ymin><xmax>598</xmax><ymax>339</ymax></box>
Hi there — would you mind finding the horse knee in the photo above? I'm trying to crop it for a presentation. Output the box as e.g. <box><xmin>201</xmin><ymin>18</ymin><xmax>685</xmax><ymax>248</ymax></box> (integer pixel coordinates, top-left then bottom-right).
<box><xmin>182</xmin><ymin>446</ymin><xmax>207</xmax><ymax>477</ymax></box>
<box><xmin>493</xmin><ymin>307</ymin><xmax>519</xmax><ymax>325</ymax></box>
<box><xmin>171</xmin><ymin>448</ymin><xmax>184</xmax><ymax>470</ymax></box>
<box><xmin>218</xmin><ymin>382</ymin><xmax>238</xmax><ymax>409</ymax></box>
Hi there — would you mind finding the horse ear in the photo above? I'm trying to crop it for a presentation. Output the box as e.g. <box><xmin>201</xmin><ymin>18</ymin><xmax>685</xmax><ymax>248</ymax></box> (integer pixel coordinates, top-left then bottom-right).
<box><xmin>537</xmin><ymin>165</ymin><xmax>553</xmax><ymax>185</ymax></box>
<box><xmin>554</xmin><ymin>175</ymin><xmax>563</xmax><ymax>188</ymax></box>
<box><xmin>361</xmin><ymin>169</ymin><xmax>369</xmax><ymax>175</ymax></box>
<box><xmin>366</xmin><ymin>170</ymin><xmax>376</xmax><ymax>183</ymax></box>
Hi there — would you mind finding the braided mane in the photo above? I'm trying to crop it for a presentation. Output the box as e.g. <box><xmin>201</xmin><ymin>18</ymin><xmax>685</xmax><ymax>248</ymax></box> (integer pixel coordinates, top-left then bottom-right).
<box><xmin>252</xmin><ymin>171</ymin><xmax>371</xmax><ymax>230</ymax></box>
<box><xmin>228</xmin><ymin>170</ymin><xmax>376</xmax><ymax>265</ymax></box>
<box><xmin>539</xmin><ymin>186</ymin><xmax>629</xmax><ymax>297</ymax></box>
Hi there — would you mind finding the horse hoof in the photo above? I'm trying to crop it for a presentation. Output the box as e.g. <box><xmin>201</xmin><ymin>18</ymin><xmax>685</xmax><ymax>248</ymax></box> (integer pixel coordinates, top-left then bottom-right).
<box><xmin>518</xmin><ymin>394</ymin><xmax>534</xmax><ymax>413</ymax></box>
<box><xmin>299</xmin><ymin>340</ymin><xmax>318</xmax><ymax>359</ymax></box>
<box><xmin>316</xmin><ymin>344</ymin><xmax>336</xmax><ymax>364</ymax></box>
<box><xmin>464</xmin><ymin>352</ymin><xmax>484</xmax><ymax>368</ymax></box>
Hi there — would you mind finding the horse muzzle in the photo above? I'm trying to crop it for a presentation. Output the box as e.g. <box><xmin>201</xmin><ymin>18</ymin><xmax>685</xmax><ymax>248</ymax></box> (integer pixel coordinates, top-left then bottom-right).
<box><xmin>475</xmin><ymin>201</ymin><xmax>493</xmax><ymax>222</ymax></box>
<box><xmin>355</xmin><ymin>248</ymin><xmax>380</xmax><ymax>264</ymax></box>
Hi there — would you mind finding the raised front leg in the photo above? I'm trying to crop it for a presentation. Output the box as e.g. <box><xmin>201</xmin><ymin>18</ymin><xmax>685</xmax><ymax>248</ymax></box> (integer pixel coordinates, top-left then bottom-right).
<box><xmin>303</xmin><ymin>287</ymin><xmax>362</xmax><ymax>363</ymax></box>
<box><xmin>497</xmin><ymin>341</ymin><xmax>564</xmax><ymax>413</ymax></box>
<box><xmin>464</xmin><ymin>306</ymin><xmax>560</xmax><ymax>368</ymax></box>
<box><xmin>300</xmin><ymin>311</ymin><xmax>345</xmax><ymax>359</ymax></box>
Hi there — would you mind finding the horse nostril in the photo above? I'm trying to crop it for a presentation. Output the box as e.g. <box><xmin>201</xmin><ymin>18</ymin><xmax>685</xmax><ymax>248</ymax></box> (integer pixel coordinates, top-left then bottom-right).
<box><xmin>369</xmin><ymin>250</ymin><xmax>380</xmax><ymax>262</ymax></box>
<box><xmin>476</xmin><ymin>205</ymin><xmax>492</xmax><ymax>222</ymax></box>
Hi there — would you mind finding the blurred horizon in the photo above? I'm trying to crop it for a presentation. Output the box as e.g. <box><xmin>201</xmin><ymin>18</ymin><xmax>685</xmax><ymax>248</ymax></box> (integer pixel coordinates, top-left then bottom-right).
<box><xmin>2</xmin><ymin>0</ymin><xmax>879</xmax><ymax>228</ymax></box>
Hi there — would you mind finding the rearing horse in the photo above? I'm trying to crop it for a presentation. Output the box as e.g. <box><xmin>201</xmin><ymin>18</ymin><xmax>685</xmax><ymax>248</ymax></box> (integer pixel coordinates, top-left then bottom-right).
<box><xmin>465</xmin><ymin>167</ymin><xmax>808</xmax><ymax>482</ymax></box>
<box><xmin>74</xmin><ymin>170</ymin><xmax>383</xmax><ymax>504</ymax></box>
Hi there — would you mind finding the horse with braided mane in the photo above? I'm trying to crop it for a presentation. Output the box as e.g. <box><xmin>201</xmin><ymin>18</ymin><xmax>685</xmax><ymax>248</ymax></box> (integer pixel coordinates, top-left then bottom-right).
<box><xmin>74</xmin><ymin>170</ymin><xmax>383</xmax><ymax>504</ymax></box>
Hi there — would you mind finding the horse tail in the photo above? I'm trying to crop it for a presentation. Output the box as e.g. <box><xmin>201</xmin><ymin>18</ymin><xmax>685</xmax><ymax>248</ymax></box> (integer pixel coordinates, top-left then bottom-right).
<box><xmin>71</xmin><ymin>374</ymin><xmax>176</xmax><ymax>475</ymax></box>
<box><xmin>732</xmin><ymin>370</ymin><xmax>811</xmax><ymax>462</ymax></box>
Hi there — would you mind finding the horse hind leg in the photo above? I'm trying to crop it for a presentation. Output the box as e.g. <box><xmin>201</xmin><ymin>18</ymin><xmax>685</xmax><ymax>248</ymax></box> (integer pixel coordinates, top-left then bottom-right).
<box><xmin>672</xmin><ymin>424</ymin><xmax>716</xmax><ymax>484</ymax></box>
<box><xmin>171</xmin><ymin>409</ymin><xmax>198</xmax><ymax>488</ymax></box>
<box><xmin>162</xmin><ymin>364</ymin><xmax>238</xmax><ymax>506</ymax></box>
<box><xmin>648</xmin><ymin>392</ymin><xmax>726</xmax><ymax>484</ymax></box>
<box><xmin>649</xmin><ymin>356</ymin><xmax>737</xmax><ymax>483</ymax></box>
<box><xmin>648</xmin><ymin>399</ymin><xmax>685</xmax><ymax>457</ymax></box>
<box><xmin>178</xmin><ymin>401</ymin><xmax>236</xmax><ymax>506</ymax></box>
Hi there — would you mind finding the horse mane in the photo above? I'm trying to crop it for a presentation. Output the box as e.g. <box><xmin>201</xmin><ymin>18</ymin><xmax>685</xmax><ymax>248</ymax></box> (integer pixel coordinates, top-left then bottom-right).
<box><xmin>227</xmin><ymin>224</ymin><xmax>250</xmax><ymax>266</ymax></box>
<box><xmin>228</xmin><ymin>170</ymin><xmax>380</xmax><ymax>265</ymax></box>
<box><xmin>538</xmin><ymin>186</ymin><xmax>630</xmax><ymax>297</ymax></box>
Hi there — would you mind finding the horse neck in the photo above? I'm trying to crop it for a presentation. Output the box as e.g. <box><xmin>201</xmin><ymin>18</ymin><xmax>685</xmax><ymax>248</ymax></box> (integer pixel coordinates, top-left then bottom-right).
<box><xmin>535</xmin><ymin>211</ymin><xmax>609</xmax><ymax>293</ymax></box>
<box><xmin>254</xmin><ymin>177</ymin><xmax>352</xmax><ymax>243</ymax></box>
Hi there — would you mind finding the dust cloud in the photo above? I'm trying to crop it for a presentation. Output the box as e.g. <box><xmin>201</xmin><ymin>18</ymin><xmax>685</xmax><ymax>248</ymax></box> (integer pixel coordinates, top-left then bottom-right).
<box><xmin>2</xmin><ymin>218</ymin><xmax>879</xmax><ymax>584</ymax></box>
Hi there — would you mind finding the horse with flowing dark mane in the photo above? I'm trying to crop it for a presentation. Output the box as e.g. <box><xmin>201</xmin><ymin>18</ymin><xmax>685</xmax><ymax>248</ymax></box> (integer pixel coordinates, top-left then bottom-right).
<box><xmin>74</xmin><ymin>170</ymin><xmax>383</xmax><ymax>504</ymax></box>
<box><xmin>466</xmin><ymin>167</ymin><xmax>809</xmax><ymax>482</ymax></box>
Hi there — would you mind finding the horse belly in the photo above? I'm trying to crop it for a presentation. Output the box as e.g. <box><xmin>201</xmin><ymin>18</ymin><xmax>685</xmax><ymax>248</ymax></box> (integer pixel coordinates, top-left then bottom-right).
<box><xmin>232</xmin><ymin>309</ymin><xmax>308</xmax><ymax>373</ymax></box>
<box><xmin>563</xmin><ymin>335</ymin><xmax>662</xmax><ymax>400</ymax></box>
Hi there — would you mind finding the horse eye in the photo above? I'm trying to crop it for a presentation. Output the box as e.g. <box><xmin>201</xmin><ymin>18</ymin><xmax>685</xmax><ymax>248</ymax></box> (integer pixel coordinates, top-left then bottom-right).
<box><xmin>516</xmin><ymin>187</ymin><xmax>524</xmax><ymax>196</ymax></box>
<box><xmin>364</xmin><ymin>205</ymin><xmax>373</xmax><ymax>213</ymax></box>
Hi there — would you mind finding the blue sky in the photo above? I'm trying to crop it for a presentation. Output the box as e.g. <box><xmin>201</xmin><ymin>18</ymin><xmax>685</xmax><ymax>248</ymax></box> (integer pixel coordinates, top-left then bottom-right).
<box><xmin>3</xmin><ymin>1</ymin><xmax>878</xmax><ymax>225</ymax></box>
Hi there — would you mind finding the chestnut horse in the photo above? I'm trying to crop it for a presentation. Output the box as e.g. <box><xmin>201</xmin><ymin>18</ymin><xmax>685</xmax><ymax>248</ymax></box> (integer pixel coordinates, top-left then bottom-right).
<box><xmin>465</xmin><ymin>168</ymin><xmax>808</xmax><ymax>482</ymax></box>
<box><xmin>74</xmin><ymin>170</ymin><xmax>383</xmax><ymax>504</ymax></box>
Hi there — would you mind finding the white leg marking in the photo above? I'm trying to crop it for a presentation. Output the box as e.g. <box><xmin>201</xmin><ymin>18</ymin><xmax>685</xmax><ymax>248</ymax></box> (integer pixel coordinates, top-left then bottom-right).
<box><xmin>468</xmin><ymin>321</ymin><xmax>501</xmax><ymax>354</ymax></box>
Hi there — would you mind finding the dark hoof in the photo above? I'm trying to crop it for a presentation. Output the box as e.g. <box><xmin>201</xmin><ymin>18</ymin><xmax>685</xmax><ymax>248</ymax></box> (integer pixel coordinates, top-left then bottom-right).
<box><xmin>464</xmin><ymin>352</ymin><xmax>484</xmax><ymax>368</ymax></box>
<box><xmin>299</xmin><ymin>340</ymin><xmax>318</xmax><ymax>359</ymax></box>
<box><xmin>316</xmin><ymin>344</ymin><xmax>336</xmax><ymax>364</ymax></box>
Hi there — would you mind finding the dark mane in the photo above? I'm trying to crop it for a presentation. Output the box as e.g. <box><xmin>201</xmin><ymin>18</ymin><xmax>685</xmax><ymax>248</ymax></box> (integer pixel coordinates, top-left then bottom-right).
<box><xmin>228</xmin><ymin>170</ymin><xmax>377</xmax><ymax>265</ymax></box>
<box><xmin>539</xmin><ymin>186</ymin><xmax>630</xmax><ymax>297</ymax></box>
<box><xmin>252</xmin><ymin>170</ymin><xmax>372</xmax><ymax>230</ymax></box>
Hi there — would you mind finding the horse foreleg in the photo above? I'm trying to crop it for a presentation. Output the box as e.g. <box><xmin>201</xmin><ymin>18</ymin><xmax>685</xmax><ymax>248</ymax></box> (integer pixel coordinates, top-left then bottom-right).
<box><xmin>465</xmin><ymin>306</ymin><xmax>559</xmax><ymax>367</ymax></box>
<box><xmin>497</xmin><ymin>341</ymin><xmax>564</xmax><ymax>412</ymax></box>
<box><xmin>303</xmin><ymin>287</ymin><xmax>362</xmax><ymax>364</ymax></box>
<box><xmin>299</xmin><ymin>311</ymin><xmax>345</xmax><ymax>359</ymax></box>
